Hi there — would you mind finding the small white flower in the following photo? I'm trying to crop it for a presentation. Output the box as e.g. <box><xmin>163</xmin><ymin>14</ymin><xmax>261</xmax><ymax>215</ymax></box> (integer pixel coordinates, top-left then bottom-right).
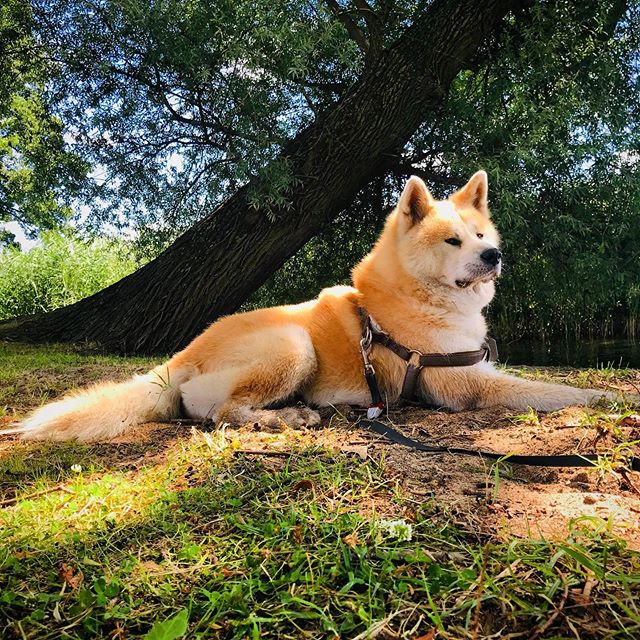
<box><xmin>377</xmin><ymin>518</ymin><xmax>413</xmax><ymax>542</ymax></box>
<box><xmin>71</xmin><ymin>464</ymin><xmax>82</xmax><ymax>473</ymax></box>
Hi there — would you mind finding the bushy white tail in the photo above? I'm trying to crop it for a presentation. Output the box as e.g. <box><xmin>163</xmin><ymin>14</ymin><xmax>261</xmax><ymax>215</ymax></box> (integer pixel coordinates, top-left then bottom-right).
<box><xmin>3</xmin><ymin>364</ymin><xmax>190</xmax><ymax>442</ymax></box>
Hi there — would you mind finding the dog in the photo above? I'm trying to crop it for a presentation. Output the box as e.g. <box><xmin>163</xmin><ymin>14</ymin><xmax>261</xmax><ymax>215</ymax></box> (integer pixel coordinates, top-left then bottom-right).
<box><xmin>8</xmin><ymin>171</ymin><xmax>623</xmax><ymax>441</ymax></box>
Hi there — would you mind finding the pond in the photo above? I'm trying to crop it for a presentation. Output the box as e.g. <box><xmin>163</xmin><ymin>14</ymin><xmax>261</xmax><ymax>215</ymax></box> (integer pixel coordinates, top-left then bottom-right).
<box><xmin>498</xmin><ymin>338</ymin><xmax>640</xmax><ymax>369</ymax></box>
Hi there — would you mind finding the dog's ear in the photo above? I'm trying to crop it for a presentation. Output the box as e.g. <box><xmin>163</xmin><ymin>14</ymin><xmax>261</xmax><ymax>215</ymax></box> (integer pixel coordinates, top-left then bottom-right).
<box><xmin>398</xmin><ymin>176</ymin><xmax>435</xmax><ymax>227</ymax></box>
<box><xmin>451</xmin><ymin>171</ymin><xmax>489</xmax><ymax>216</ymax></box>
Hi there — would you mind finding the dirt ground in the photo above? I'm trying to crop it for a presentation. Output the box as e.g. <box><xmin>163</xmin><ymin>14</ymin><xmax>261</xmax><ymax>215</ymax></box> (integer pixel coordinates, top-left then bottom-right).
<box><xmin>5</xmin><ymin>404</ymin><xmax>639</xmax><ymax>548</ymax></box>
<box><xmin>2</xmin><ymin>359</ymin><xmax>640</xmax><ymax>550</ymax></box>
<box><xmin>368</xmin><ymin>405</ymin><xmax>640</xmax><ymax>549</ymax></box>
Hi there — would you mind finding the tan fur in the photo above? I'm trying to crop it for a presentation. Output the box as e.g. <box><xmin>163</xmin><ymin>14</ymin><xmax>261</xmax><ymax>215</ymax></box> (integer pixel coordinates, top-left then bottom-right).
<box><xmin>11</xmin><ymin>172</ymin><xmax>627</xmax><ymax>441</ymax></box>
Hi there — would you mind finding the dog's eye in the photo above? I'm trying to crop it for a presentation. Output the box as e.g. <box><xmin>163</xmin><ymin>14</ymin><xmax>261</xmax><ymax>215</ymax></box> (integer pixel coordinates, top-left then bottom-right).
<box><xmin>445</xmin><ymin>238</ymin><xmax>462</xmax><ymax>246</ymax></box>
<box><xmin>476</xmin><ymin>233</ymin><xmax>484</xmax><ymax>239</ymax></box>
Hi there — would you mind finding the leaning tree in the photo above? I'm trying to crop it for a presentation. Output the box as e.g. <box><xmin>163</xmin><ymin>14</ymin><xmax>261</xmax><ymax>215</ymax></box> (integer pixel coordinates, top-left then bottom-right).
<box><xmin>3</xmin><ymin>0</ymin><xmax>636</xmax><ymax>353</ymax></box>
<box><xmin>0</xmin><ymin>0</ymin><xmax>527</xmax><ymax>353</ymax></box>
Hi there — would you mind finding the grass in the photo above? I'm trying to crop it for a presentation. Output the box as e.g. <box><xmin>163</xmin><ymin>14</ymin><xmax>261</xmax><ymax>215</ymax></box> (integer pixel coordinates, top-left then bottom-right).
<box><xmin>504</xmin><ymin>363</ymin><xmax>640</xmax><ymax>391</ymax></box>
<box><xmin>1</xmin><ymin>342</ymin><xmax>640</xmax><ymax>638</ymax></box>
<box><xmin>0</xmin><ymin>341</ymin><xmax>159</xmax><ymax>419</ymax></box>
<box><xmin>0</xmin><ymin>232</ymin><xmax>138</xmax><ymax>321</ymax></box>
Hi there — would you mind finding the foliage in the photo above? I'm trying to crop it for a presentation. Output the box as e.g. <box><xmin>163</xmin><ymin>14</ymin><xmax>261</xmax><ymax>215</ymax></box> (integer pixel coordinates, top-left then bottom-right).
<box><xmin>1</xmin><ymin>0</ymin><xmax>639</xmax><ymax>341</ymax></box>
<box><xmin>23</xmin><ymin>0</ymin><xmax>362</xmax><ymax>241</ymax></box>
<box><xmin>430</xmin><ymin>0</ymin><xmax>640</xmax><ymax>340</ymax></box>
<box><xmin>0</xmin><ymin>231</ymin><xmax>138</xmax><ymax>320</ymax></box>
<box><xmin>0</xmin><ymin>0</ymin><xmax>89</xmax><ymax>237</ymax></box>
<box><xmin>251</xmin><ymin>0</ymin><xmax>640</xmax><ymax>341</ymax></box>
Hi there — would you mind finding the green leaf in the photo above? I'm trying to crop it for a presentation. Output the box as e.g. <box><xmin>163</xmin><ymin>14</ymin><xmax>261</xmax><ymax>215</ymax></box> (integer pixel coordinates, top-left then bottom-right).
<box><xmin>143</xmin><ymin>609</ymin><xmax>189</xmax><ymax>640</ymax></box>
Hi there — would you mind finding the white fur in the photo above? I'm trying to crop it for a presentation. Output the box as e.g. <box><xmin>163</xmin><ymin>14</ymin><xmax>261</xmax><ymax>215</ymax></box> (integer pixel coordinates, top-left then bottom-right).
<box><xmin>179</xmin><ymin>370</ymin><xmax>239</xmax><ymax>420</ymax></box>
<box><xmin>8</xmin><ymin>366</ymin><xmax>191</xmax><ymax>441</ymax></box>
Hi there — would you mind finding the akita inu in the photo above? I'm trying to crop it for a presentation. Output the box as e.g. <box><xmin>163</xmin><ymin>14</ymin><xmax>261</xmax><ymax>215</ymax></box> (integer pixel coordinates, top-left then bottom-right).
<box><xmin>10</xmin><ymin>172</ymin><xmax>624</xmax><ymax>441</ymax></box>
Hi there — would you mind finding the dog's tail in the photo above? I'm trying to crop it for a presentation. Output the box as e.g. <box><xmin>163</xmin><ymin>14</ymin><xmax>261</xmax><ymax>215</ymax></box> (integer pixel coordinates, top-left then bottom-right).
<box><xmin>2</xmin><ymin>363</ymin><xmax>192</xmax><ymax>442</ymax></box>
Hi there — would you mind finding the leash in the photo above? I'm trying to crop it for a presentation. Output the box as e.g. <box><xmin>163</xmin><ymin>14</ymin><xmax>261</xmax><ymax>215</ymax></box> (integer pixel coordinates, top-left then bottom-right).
<box><xmin>358</xmin><ymin>418</ymin><xmax>640</xmax><ymax>470</ymax></box>
<box><xmin>355</xmin><ymin>309</ymin><xmax>639</xmax><ymax>471</ymax></box>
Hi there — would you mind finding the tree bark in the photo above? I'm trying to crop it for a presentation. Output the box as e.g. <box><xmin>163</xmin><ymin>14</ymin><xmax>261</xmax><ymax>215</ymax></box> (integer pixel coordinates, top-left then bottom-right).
<box><xmin>0</xmin><ymin>0</ymin><xmax>523</xmax><ymax>354</ymax></box>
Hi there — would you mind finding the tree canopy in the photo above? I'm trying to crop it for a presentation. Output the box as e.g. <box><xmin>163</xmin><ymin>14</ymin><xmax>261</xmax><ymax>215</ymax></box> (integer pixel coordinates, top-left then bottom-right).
<box><xmin>0</xmin><ymin>0</ymin><xmax>639</xmax><ymax>348</ymax></box>
<box><xmin>0</xmin><ymin>0</ymin><xmax>88</xmax><ymax>246</ymax></box>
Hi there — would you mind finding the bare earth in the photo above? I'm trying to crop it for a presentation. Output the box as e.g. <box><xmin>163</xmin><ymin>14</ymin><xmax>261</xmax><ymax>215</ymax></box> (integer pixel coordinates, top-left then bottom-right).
<box><xmin>2</xmin><ymin>359</ymin><xmax>640</xmax><ymax>549</ymax></box>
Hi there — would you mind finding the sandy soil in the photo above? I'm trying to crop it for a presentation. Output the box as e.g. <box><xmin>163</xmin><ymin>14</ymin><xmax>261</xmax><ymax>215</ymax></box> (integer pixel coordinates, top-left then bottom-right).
<box><xmin>2</xmin><ymin>365</ymin><xmax>640</xmax><ymax>549</ymax></box>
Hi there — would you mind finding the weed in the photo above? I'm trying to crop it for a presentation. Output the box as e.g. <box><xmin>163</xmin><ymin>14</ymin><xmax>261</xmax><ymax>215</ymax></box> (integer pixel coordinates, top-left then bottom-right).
<box><xmin>509</xmin><ymin>406</ymin><xmax>540</xmax><ymax>426</ymax></box>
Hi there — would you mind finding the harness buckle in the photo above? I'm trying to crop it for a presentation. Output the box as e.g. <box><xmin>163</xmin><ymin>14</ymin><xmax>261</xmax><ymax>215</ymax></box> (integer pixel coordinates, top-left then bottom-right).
<box><xmin>407</xmin><ymin>349</ymin><xmax>424</xmax><ymax>367</ymax></box>
<box><xmin>360</xmin><ymin>324</ymin><xmax>372</xmax><ymax>348</ymax></box>
<box><xmin>360</xmin><ymin>325</ymin><xmax>374</xmax><ymax>371</ymax></box>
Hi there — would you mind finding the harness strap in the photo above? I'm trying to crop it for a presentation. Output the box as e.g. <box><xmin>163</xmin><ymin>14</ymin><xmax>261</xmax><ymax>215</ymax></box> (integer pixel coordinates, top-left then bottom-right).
<box><xmin>358</xmin><ymin>307</ymin><xmax>497</xmax><ymax>404</ymax></box>
<box><xmin>370</xmin><ymin>324</ymin><xmax>496</xmax><ymax>369</ymax></box>
<box><xmin>401</xmin><ymin>362</ymin><xmax>423</xmax><ymax>401</ymax></box>
<box><xmin>360</xmin><ymin>418</ymin><xmax>640</xmax><ymax>470</ymax></box>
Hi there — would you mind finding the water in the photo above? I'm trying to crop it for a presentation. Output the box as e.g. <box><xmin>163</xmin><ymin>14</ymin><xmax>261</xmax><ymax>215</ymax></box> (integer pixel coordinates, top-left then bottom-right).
<box><xmin>499</xmin><ymin>338</ymin><xmax>640</xmax><ymax>369</ymax></box>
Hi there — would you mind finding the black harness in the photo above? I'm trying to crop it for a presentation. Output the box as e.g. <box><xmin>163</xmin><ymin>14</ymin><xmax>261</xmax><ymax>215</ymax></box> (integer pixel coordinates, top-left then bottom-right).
<box><xmin>358</xmin><ymin>309</ymin><xmax>497</xmax><ymax>418</ymax></box>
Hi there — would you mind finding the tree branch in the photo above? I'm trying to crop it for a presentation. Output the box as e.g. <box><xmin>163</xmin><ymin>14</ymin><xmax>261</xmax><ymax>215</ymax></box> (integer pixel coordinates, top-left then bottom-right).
<box><xmin>352</xmin><ymin>0</ymin><xmax>384</xmax><ymax>60</ymax></box>
<box><xmin>385</xmin><ymin>158</ymin><xmax>463</xmax><ymax>188</ymax></box>
<box><xmin>323</xmin><ymin>0</ymin><xmax>370</xmax><ymax>55</ymax></box>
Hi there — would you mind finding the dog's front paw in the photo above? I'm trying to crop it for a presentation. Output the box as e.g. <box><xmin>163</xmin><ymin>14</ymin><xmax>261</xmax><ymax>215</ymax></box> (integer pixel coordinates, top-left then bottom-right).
<box><xmin>277</xmin><ymin>407</ymin><xmax>321</xmax><ymax>428</ymax></box>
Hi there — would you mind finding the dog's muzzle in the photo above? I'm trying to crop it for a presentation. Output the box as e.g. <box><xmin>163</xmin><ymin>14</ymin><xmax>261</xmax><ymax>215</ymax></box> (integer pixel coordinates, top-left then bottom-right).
<box><xmin>456</xmin><ymin>260</ymin><xmax>502</xmax><ymax>288</ymax></box>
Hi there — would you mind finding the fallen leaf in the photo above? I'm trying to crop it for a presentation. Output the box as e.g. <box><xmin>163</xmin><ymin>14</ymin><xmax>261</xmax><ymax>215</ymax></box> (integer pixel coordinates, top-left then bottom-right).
<box><xmin>404</xmin><ymin>507</ymin><xmax>418</xmax><ymax>522</ymax></box>
<box><xmin>342</xmin><ymin>533</ymin><xmax>359</xmax><ymax>548</ymax></box>
<box><xmin>342</xmin><ymin>444</ymin><xmax>369</xmax><ymax>460</ymax></box>
<box><xmin>60</xmin><ymin>563</ymin><xmax>83</xmax><ymax>589</ymax></box>
<box><xmin>292</xmin><ymin>479</ymin><xmax>314</xmax><ymax>493</ymax></box>
<box><xmin>139</xmin><ymin>560</ymin><xmax>163</xmax><ymax>573</ymax></box>
<box><xmin>412</xmin><ymin>630</ymin><xmax>437</xmax><ymax>640</ymax></box>
<box><xmin>292</xmin><ymin>525</ymin><xmax>303</xmax><ymax>544</ymax></box>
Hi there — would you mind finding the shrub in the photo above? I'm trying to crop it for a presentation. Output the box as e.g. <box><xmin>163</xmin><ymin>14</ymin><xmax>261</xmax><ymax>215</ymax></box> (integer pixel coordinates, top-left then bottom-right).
<box><xmin>0</xmin><ymin>232</ymin><xmax>138</xmax><ymax>320</ymax></box>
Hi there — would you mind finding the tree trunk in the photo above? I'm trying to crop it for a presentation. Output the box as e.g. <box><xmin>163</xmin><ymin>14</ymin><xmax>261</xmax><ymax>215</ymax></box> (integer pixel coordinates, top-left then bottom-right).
<box><xmin>0</xmin><ymin>0</ymin><xmax>523</xmax><ymax>354</ymax></box>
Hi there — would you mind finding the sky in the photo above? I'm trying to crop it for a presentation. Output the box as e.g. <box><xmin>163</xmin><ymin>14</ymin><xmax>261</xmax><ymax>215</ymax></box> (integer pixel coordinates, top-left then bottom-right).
<box><xmin>3</xmin><ymin>221</ymin><xmax>39</xmax><ymax>250</ymax></box>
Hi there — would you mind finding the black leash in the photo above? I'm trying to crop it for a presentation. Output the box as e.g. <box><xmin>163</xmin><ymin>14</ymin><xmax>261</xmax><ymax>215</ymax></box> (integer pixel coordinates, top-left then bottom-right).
<box><xmin>359</xmin><ymin>418</ymin><xmax>640</xmax><ymax>471</ymax></box>
<box><xmin>355</xmin><ymin>310</ymin><xmax>640</xmax><ymax>471</ymax></box>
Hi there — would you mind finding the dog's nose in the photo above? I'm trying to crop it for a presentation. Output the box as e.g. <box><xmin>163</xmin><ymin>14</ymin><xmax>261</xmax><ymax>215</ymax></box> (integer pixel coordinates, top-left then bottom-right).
<box><xmin>480</xmin><ymin>248</ymin><xmax>502</xmax><ymax>266</ymax></box>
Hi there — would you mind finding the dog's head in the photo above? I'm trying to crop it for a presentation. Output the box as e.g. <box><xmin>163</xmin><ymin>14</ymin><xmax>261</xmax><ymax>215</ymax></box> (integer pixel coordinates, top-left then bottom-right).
<box><xmin>394</xmin><ymin>171</ymin><xmax>501</xmax><ymax>296</ymax></box>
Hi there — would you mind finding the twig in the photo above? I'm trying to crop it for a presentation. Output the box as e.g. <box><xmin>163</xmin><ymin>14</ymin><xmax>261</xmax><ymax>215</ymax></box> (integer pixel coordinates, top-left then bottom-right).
<box><xmin>350</xmin><ymin>607</ymin><xmax>414</xmax><ymax>640</ymax></box>
<box><xmin>0</xmin><ymin>484</ymin><xmax>75</xmax><ymax>507</ymax></box>
<box><xmin>323</xmin><ymin>0</ymin><xmax>369</xmax><ymax>55</ymax></box>
<box><xmin>617</xmin><ymin>468</ymin><xmax>640</xmax><ymax>498</ymax></box>
<box><xmin>531</xmin><ymin>570</ymin><xmax>569</xmax><ymax>640</ymax></box>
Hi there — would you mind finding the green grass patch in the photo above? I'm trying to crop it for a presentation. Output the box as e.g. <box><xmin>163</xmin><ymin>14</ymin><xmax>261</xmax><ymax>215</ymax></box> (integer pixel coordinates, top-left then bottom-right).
<box><xmin>504</xmin><ymin>363</ymin><xmax>639</xmax><ymax>389</ymax></box>
<box><xmin>2</xmin><ymin>435</ymin><xmax>640</xmax><ymax>639</ymax></box>
<box><xmin>0</xmin><ymin>232</ymin><xmax>139</xmax><ymax>322</ymax></box>
<box><xmin>0</xmin><ymin>342</ymin><xmax>159</xmax><ymax>418</ymax></box>
<box><xmin>1</xmin><ymin>344</ymin><xmax>640</xmax><ymax>638</ymax></box>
